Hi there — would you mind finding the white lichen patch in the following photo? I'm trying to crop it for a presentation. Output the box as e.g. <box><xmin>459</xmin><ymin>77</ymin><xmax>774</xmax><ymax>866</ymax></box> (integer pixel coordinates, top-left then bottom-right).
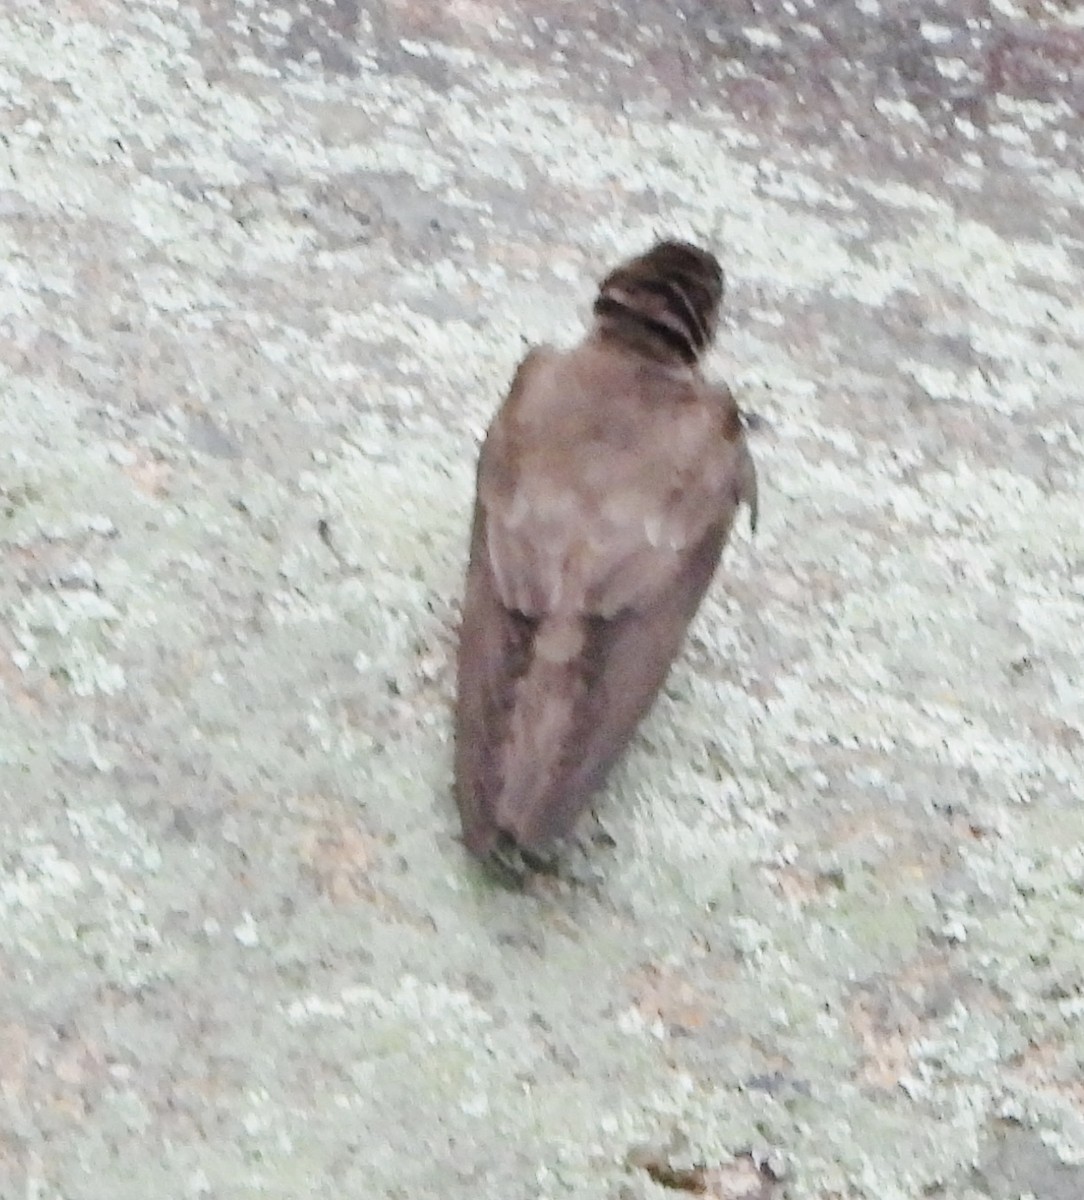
<box><xmin>0</xmin><ymin>841</ymin><xmax>83</xmax><ymax>924</ymax></box>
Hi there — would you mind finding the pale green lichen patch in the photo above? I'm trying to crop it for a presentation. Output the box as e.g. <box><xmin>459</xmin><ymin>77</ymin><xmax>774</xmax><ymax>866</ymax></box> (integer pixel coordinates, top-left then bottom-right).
<box><xmin>2</xmin><ymin>1</ymin><xmax>1083</xmax><ymax>1198</ymax></box>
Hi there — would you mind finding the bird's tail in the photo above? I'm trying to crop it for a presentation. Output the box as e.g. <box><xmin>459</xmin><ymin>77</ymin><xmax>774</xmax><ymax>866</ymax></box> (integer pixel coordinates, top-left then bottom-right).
<box><xmin>496</xmin><ymin>616</ymin><xmax>586</xmax><ymax>847</ymax></box>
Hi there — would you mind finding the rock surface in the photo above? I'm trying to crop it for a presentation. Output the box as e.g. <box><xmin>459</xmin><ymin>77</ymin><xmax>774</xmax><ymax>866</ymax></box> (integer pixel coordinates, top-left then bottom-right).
<box><xmin>1</xmin><ymin>1</ymin><xmax>1082</xmax><ymax>1197</ymax></box>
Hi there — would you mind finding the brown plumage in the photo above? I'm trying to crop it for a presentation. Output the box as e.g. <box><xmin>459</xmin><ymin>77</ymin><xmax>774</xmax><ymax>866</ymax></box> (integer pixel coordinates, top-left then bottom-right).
<box><xmin>453</xmin><ymin>240</ymin><xmax>758</xmax><ymax>859</ymax></box>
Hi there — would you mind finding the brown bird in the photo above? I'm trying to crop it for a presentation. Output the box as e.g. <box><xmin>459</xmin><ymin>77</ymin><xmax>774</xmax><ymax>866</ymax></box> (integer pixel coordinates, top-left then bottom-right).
<box><xmin>453</xmin><ymin>240</ymin><xmax>758</xmax><ymax>860</ymax></box>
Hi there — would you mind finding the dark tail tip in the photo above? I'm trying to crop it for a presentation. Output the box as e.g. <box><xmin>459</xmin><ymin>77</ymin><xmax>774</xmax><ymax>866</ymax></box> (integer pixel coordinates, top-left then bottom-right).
<box><xmin>593</xmin><ymin>239</ymin><xmax>724</xmax><ymax>363</ymax></box>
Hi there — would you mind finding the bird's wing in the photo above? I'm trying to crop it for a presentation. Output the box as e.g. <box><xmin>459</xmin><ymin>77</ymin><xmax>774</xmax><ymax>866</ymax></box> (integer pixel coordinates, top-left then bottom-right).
<box><xmin>453</xmin><ymin>349</ymin><xmax>556</xmax><ymax>855</ymax></box>
<box><xmin>453</xmin><ymin>496</ymin><xmax>538</xmax><ymax>856</ymax></box>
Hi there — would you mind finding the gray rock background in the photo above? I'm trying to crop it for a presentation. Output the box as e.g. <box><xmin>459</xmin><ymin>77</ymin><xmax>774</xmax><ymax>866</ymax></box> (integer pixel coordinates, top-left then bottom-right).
<box><xmin>1</xmin><ymin>1</ymin><xmax>1083</xmax><ymax>1197</ymax></box>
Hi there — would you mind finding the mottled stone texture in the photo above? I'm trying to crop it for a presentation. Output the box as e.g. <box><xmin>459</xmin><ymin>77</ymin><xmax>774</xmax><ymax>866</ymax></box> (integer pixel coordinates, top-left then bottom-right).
<box><xmin>1</xmin><ymin>1</ymin><xmax>1082</xmax><ymax>1197</ymax></box>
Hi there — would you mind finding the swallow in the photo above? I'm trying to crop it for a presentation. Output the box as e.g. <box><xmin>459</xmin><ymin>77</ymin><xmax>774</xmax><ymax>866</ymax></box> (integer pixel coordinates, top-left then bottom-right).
<box><xmin>453</xmin><ymin>239</ymin><xmax>758</xmax><ymax>860</ymax></box>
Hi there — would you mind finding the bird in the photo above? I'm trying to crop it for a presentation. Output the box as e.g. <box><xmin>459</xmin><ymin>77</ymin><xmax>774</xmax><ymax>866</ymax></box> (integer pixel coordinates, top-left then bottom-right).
<box><xmin>453</xmin><ymin>239</ymin><xmax>758</xmax><ymax>861</ymax></box>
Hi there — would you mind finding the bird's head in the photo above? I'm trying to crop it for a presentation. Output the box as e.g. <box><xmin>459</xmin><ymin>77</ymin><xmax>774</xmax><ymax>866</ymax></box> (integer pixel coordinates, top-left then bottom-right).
<box><xmin>592</xmin><ymin>239</ymin><xmax>724</xmax><ymax>366</ymax></box>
